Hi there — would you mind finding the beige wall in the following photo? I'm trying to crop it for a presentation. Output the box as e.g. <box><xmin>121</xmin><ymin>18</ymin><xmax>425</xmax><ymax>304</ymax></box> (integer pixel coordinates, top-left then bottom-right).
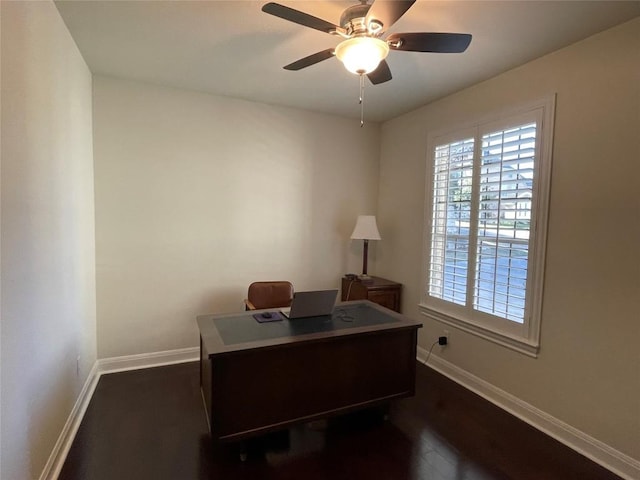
<box><xmin>93</xmin><ymin>76</ymin><xmax>380</xmax><ymax>358</ymax></box>
<box><xmin>377</xmin><ymin>18</ymin><xmax>640</xmax><ymax>461</ymax></box>
<box><xmin>0</xmin><ymin>2</ymin><xmax>96</xmax><ymax>479</ymax></box>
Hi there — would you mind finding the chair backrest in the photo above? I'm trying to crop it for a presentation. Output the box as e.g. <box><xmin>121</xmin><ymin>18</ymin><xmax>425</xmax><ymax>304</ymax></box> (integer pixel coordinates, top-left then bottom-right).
<box><xmin>246</xmin><ymin>281</ymin><xmax>294</xmax><ymax>310</ymax></box>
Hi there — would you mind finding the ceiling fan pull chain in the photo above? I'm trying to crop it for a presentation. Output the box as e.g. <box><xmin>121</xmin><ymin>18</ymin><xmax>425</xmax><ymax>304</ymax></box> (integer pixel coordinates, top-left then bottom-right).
<box><xmin>359</xmin><ymin>74</ymin><xmax>365</xmax><ymax>127</ymax></box>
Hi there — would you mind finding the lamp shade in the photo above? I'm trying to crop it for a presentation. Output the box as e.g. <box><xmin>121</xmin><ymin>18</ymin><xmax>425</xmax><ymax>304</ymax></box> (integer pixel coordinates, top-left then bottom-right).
<box><xmin>350</xmin><ymin>215</ymin><xmax>381</xmax><ymax>240</ymax></box>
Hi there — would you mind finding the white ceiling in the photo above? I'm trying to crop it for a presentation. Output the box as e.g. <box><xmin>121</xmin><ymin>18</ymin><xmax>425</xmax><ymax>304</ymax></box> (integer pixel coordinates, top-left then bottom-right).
<box><xmin>54</xmin><ymin>1</ymin><xmax>639</xmax><ymax>122</ymax></box>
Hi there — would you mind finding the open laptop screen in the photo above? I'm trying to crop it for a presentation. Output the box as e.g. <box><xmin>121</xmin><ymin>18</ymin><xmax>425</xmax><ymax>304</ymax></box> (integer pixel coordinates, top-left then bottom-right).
<box><xmin>280</xmin><ymin>289</ymin><xmax>338</xmax><ymax>319</ymax></box>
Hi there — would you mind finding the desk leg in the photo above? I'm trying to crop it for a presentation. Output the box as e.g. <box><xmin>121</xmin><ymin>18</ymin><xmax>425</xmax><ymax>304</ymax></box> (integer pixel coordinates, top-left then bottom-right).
<box><xmin>200</xmin><ymin>336</ymin><xmax>213</xmax><ymax>433</ymax></box>
<box><xmin>239</xmin><ymin>442</ymin><xmax>248</xmax><ymax>462</ymax></box>
<box><xmin>382</xmin><ymin>402</ymin><xmax>390</xmax><ymax>421</ymax></box>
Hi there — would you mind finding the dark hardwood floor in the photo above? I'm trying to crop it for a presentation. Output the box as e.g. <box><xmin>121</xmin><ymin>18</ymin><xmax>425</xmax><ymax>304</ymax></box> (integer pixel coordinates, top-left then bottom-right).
<box><xmin>59</xmin><ymin>361</ymin><xmax>620</xmax><ymax>480</ymax></box>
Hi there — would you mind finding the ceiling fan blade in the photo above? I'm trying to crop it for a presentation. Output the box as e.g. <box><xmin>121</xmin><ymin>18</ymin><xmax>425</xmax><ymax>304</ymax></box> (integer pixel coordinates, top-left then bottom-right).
<box><xmin>365</xmin><ymin>0</ymin><xmax>416</xmax><ymax>33</ymax></box>
<box><xmin>262</xmin><ymin>2</ymin><xmax>339</xmax><ymax>34</ymax></box>
<box><xmin>284</xmin><ymin>49</ymin><xmax>335</xmax><ymax>71</ymax></box>
<box><xmin>387</xmin><ymin>32</ymin><xmax>472</xmax><ymax>53</ymax></box>
<box><xmin>367</xmin><ymin>60</ymin><xmax>392</xmax><ymax>85</ymax></box>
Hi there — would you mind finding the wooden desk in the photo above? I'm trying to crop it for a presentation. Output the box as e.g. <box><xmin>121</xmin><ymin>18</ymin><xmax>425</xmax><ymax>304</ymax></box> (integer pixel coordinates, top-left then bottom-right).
<box><xmin>342</xmin><ymin>276</ymin><xmax>402</xmax><ymax>312</ymax></box>
<box><xmin>197</xmin><ymin>301</ymin><xmax>421</xmax><ymax>443</ymax></box>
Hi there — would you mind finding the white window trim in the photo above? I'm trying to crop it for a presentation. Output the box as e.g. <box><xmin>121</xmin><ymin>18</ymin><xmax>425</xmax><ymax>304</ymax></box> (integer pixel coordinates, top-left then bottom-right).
<box><xmin>419</xmin><ymin>95</ymin><xmax>556</xmax><ymax>357</ymax></box>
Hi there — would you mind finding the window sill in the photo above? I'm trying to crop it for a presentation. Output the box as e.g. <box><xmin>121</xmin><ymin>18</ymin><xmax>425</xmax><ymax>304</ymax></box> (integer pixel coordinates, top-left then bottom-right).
<box><xmin>418</xmin><ymin>304</ymin><xmax>540</xmax><ymax>358</ymax></box>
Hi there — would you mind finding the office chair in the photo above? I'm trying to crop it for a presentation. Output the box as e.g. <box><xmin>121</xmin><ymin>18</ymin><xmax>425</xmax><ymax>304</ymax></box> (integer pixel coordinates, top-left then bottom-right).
<box><xmin>244</xmin><ymin>281</ymin><xmax>294</xmax><ymax>311</ymax></box>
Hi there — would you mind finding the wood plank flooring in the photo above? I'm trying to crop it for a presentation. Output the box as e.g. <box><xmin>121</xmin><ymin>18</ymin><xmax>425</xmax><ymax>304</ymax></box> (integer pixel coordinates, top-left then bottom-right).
<box><xmin>58</xmin><ymin>361</ymin><xmax>620</xmax><ymax>480</ymax></box>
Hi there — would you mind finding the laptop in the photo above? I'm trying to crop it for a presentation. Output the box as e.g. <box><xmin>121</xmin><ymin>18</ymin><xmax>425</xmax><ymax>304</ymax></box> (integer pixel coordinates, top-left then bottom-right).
<box><xmin>280</xmin><ymin>289</ymin><xmax>338</xmax><ymax>319</ymax></box>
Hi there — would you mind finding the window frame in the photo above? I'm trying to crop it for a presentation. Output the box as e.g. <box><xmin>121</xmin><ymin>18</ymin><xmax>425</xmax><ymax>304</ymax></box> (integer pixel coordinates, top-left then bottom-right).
<box><xmin>419</xmin><ymin>96</ymin><xmax>556</xmax><ymax>357</ymax></box>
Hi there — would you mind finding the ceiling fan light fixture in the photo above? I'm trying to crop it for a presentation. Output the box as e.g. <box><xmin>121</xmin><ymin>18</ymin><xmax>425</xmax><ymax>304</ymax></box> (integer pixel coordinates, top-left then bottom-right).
<box><xmin>335</xmin><ymin>37</ymin><xmax>389</xmax><ymax>75</ymax></box>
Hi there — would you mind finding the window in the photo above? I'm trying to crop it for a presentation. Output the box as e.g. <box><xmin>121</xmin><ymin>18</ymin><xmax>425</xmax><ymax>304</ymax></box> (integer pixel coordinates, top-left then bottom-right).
<box><xmin>420</xmin><ymin>97</ymin><xmax>555</xmax><ymax>356</ymax></box>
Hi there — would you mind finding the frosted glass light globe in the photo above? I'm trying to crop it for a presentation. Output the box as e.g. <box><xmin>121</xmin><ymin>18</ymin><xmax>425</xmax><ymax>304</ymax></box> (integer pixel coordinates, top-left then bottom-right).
<box><xmin>335</xmin><ymin>37</ymin><xmax>389</xmax><ymax>75</ymax></box>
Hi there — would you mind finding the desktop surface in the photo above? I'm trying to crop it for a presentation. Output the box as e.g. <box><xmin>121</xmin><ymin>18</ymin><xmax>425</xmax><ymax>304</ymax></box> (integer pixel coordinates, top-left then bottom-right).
<box><xmin>214</xmin><ymin>303</ymin><xmax>400</xmax><ymax>345</ymax></box>
<box><xmin>197</xmin><ymin>300</ymin><xmax>420</xmax><ymax>357</ymax></box>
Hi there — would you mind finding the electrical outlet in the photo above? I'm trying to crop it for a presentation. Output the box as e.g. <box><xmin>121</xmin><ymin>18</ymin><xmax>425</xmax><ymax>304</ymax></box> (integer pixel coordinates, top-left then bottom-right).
<box><xmin>438</xmin><ymin>330</ymin><xmax>449</xmax><ymax>346</ymax></box>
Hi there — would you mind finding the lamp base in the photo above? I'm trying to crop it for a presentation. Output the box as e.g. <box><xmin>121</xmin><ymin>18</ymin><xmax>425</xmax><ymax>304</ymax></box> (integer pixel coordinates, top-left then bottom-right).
<box><xmin>358</xmin><ymin>274</ymin><xmax>374</xmax><ymax>283</ymax></box>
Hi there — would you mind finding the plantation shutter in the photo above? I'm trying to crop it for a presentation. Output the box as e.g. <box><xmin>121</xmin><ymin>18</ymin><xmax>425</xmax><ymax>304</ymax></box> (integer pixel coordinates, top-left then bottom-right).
<box><xmin>428</xmin><ymin>138</ymin><xmax>474</xmax><ymax>305</ymax></box>
<box><xmin>473</xmin><ymin>123</ymin><xmax>536</xmax><ymax>322</ymax></box>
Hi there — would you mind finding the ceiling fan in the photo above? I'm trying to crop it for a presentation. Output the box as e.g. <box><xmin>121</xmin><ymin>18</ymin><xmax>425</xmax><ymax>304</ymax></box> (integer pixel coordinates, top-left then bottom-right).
<box><xmin>261</xmin><ymin>0</ymin><xmax>472</xmax><ymax>85</ymax></box>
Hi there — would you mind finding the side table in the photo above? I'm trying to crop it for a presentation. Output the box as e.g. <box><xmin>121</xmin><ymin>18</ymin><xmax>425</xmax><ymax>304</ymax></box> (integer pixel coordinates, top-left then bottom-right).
<box><xmin>341</xmin><ymin>276</ymin><xmax>402</xmax><ymax>313</ymax></box>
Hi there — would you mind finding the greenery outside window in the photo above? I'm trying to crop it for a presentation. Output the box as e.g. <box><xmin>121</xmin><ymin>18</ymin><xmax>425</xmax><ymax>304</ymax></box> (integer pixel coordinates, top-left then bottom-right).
<box><xmin>420</xmin><ymin>96</ymin><xmax>555</xmax><ymax>356</ymax></box>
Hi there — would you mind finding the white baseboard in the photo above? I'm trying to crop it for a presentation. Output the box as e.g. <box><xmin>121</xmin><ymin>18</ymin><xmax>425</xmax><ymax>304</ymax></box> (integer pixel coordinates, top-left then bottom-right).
<box><xmin>40</xmin><ymin>346</ymin><xmax>200</xmax><ymax>480</ymax></box>
<box><xmin>39</xmin><ymin>362</ymin><xmax>100</xmax><ymax>480</ymax></box>
<box><xmin>97</xmin><ymin>346</ymin><xmax>199</xmax><ymax>374</ymax></box>
<box><xmin>417</xmin><ymin>346</ymin><xmax>640</xmax><ymax>480</ymax></box>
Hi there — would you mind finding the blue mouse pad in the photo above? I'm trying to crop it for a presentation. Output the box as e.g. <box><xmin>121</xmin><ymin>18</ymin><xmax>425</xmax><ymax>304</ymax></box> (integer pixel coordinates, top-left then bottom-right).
<box><xmin>253</xmin><ymin>312</ymin><xmax>284</xmax><ymax>323</ymax></box>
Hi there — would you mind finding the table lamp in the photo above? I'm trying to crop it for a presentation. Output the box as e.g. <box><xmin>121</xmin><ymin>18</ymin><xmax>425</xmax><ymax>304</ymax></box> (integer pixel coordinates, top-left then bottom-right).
<box><xmin>350</xmin><ymin>215</ymin><xmax>381</xmax><ymax>278</ymax></box>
